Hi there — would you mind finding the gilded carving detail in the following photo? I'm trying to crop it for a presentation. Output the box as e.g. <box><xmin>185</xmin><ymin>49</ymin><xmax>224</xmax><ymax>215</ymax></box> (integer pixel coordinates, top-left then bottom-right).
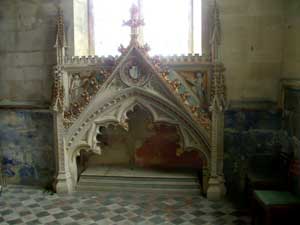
<box><xmin>160</xmin><ymin>70</ymin><xmax>212</xmax><ymax>131</ymax></box>
<box><xmin>63</xmin><ymin>69</ymin><xmax>111</xmax><ymax>127</ymax></box>
<box><xmin>51</xmin><ymin>66</ymin><xmax>64</xmax><ymax>112</ymax></box>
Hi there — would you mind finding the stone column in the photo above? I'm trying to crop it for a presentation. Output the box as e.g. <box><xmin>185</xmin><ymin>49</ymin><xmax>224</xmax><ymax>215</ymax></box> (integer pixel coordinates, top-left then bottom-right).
<box><xmin>217</xmin><ymin>112</ymin><xmax>226</xmax><ymax>195</ymax></box>
<box><xmin>206</xmin><ymin>0</ymin><xmax>226</xmax><ymax>200</ymax></box>
<box><xmin>202</xmin><ymin>166</ymin><xmax>209</xmax><ymax>194</ymax></box>
<box><xmin>53</xmin><ymin>112</ymin><xmax>72</xmax><ymax>193</ymax></box>
<box><xmin>52</xmin><ymin>9</ymin><xmax>73</xmax><ymax>193</ymax></box>
<box><xmin>207</xmin><ymin>67</ymin><xmax>226</xmax><ymax>201</ymax></box>
<box><xmin>207</xmin><ymin>108</ymin><xmax>224</xmax><ymax>200</ymax></box>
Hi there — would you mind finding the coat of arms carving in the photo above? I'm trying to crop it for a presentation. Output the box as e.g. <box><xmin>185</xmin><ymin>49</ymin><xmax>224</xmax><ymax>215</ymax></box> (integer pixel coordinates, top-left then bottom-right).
<box><xmin>129</xmin><ymin>65</ymin><xmax>140</xmax><ymax>80</ymax></box>
<box><xmin>120</xmin><ymin>56</ymin><xmax>151</xmax><ymax>87</ymax></box>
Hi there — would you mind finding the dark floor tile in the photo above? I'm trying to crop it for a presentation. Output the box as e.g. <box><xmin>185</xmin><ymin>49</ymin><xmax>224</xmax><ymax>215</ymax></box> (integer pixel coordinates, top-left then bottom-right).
<box><xmin>191</xmin><ymin>218</ymin><xmax>208</xmax><ymax>224</ymax></box>
<box><xmin>26</xmin><ymin>220</ymin><xmax>41</xmax><ymax>225</ymax></box>
<box><xmin>7</xmin><ymin>219</ymin><xmax>23</xmax><ymax>225</ymax></box>
<box><xmin>1</xmin><ymin>209</ymin><xmax>13</xmax><ymax>216</ymax></box>
<box><xmin>36</xmin><ymin>211</ymin><xmax>50</xmax><ymax>217</ymax></box>
<box><xmin>27</xmin><ymin>204</ymin><xmax>40</xmax><ymax>208</ymax></box>
<box><xmin>45</xmin><ymin>221</ymin><xmax>60</xmax><ymax>225</ymax></box>
<box><xmin>210</xmin><ymin>211</ymin><xmax>226</xmax><ymax>217</ymax></box>
<box><xmin>53</xmin><ymin>212</ymin><xmax>68</xmax><ymax>219</ymax></box>
<box><xmin>191</xmin><ymin>210</ymin><xmax>207</xmax><ymax>216</ymax></box>
<box><xmin>171</xmin><ymin>218</ymin><xmax>185</xmax><ymax>224</ymax></box>
<box><xmin>114</xmin><ymin>208</ymin><xmax>128</xmax><ymax>214</ymax></box>
<box><xmin>90</xmin><ymin>214</ymin><xmax>106</xmax><ymax>221</ymax></box>
<box><xmin>129</xmin><ymin>216</ymin><xmax>145</xmax><ymax>223</ymax></box>
<box><xmin>110</xmin><ymin>215</ymin><xmax>125</xmax><ymax>222</ymax></box>
<box><xmin>70</xmin><ymin>213</ymin><xmax>85</xmax><ymax>220</ymax></box>
<box><xmin>60</xmin><ymin>206</ymin><xmax>73</xmax><ymax>211</ymax></box>
<box><xmin>19</xmin><ymin>210</ymin><xmax>32</xmax><ymax>216</ymax></box>
<box><xmin>149</xmin><ymin>216</ymin><xmax>165</xmax><ymax>224</ymax></box>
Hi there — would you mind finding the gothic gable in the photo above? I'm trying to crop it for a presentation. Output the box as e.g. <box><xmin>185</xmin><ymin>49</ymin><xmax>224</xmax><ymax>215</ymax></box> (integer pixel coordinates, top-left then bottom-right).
<box><xmin>52</xmin><ymin>2</ymin><xmax>227</xmax><ymax>201</ymax></box>
<box><xmin>62</xmin><ymin>42</ymin><xmax>212</xmax><ymax>157</ymax></box>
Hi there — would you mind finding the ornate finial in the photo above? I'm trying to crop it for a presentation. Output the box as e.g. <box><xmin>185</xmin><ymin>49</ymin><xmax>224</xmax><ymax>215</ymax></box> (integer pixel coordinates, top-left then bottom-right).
<box><xmin>210</xmin><ymin>0</ymin><xmax>221</xmax><ymax>62</ymax></box>
<box><xmin>54</xmin><ymin>8</ymin><xmax>66</xmax><ymax>49</ymax></box>
<box><xmin>118</xmin><ymin>44</ymin><xmax>127</xmax><ymax>54</ymax></box>
<box><xmin>54</xmin><ymin>7</ymin><xmax>67</xmax><ymax>65</ymax></box>
<box><xmin>123</xmin><ymin>4</ymin><xmax>145</xmax><ymax>44</ymax></box>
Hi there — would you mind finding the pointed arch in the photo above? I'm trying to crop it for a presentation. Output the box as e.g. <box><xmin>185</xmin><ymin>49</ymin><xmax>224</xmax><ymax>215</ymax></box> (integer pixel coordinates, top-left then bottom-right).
<box><xmin>66</xmin><ymin>88</ymin><xmax>210</xmax><ymax>164</ymax></box>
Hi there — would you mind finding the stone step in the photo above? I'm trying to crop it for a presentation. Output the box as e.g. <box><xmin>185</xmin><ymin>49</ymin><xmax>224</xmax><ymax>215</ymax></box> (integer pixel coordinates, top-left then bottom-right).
<box><xmin>76</xmin><ymin>175</ymin><xmax>201</xmax><ymax>194</ymax></box>
<box><xmin>79</xmin><ymin>175</ymin><xmax>198</xmax><ymax>183</ymax></box>
<box><xmin>76</xmin><ymin>185</ymin><xmax>201</xmax><ymax>194</ymax></box>
<box><xmin>79</xmin><ymin>180</ymin><xmax>198</xmax><ymax>187</ymax></box>
<box><xmin>78</xmin><ymin>181</ymin><xmax>199</xmax><ymax>189</ymax></box>
<box><xmin>76</xmin><ymin>166</ymin><xmax>201</xmax><ymax>194</ymax></box>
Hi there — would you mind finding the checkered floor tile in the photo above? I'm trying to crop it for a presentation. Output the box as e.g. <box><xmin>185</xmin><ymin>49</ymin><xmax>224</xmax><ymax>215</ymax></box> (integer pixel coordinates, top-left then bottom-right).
<box><xmin>0</xmin><ymin>185</ymin><xmax>250</xmax><ymax>225</ymax></box>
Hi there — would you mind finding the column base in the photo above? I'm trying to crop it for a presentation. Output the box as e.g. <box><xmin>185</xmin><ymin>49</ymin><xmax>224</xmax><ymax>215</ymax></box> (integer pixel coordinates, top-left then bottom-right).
<box><xmin>202</xmin><ymin>168</ymin><xmax>209</xmax><ymax>195</ymax></box>
<box><xmin>54</xmin><ymin>172</ymin><xmax>73</xmax><ymax>193</ymax></box>
<box><xmin>218</xmin><ymin>175</ymin><xmax>226</xmax><ymax>196</ymax></box>
<box><xmin>207</xmin><ymin>177</ymin><xmax>225</xmax><ymax>201</ymax></box>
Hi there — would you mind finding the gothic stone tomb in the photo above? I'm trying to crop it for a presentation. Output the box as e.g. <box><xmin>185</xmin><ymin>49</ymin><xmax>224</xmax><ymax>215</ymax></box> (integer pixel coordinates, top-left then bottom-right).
<box><xmin>52</xmin><ymin>4</ymin><xmax>226</xmax><ymax>201</ymax></box>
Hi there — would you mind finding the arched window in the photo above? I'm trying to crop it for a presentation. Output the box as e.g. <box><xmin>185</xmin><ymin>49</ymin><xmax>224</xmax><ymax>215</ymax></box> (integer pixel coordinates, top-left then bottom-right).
<box><xmin>92</xmin><ymin>0</ymin><xmax>202</xmax><ymax>56</ymax></box>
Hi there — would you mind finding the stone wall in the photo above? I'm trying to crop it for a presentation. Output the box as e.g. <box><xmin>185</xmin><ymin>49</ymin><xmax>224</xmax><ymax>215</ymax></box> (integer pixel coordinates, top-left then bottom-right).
<box><xmin>282</xmin><ymin>0</ymin><xmax>300</xmax><ymax>78</ymax></box>
<box><xmin>218</xmin><ymin>0</ymin><xmax>284</xmax><ymax>104</ymax></box>
<box><xmin>0</xmin><ymin>0</ymin><xmax>82</xmax><ymax>105</ymax></box>
<box><xmin>0</xmin><ymin>0</ymin><xmax>59</xmax><ymax>105</ymax></box>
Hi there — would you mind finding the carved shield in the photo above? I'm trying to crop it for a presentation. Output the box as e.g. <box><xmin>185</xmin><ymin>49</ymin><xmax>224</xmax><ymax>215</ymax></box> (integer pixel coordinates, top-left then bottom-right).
<box><xmin>129</xmin><ymin>66</ymin><xmax>139</xmax><ymax>80</ymax></box>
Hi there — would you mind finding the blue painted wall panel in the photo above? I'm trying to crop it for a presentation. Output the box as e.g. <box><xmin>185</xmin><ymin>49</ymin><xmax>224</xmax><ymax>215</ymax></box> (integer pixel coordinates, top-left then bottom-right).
<box><xmin>0</xmin><ymin>110</ymin><xmax>54</xmax><ymax>186</ymax></box>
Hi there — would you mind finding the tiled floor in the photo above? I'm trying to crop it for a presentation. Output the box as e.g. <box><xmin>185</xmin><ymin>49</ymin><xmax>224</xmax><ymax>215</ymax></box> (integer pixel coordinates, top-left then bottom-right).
<box><xmin>0</xmin><ymin>185</ymin><xmax>250</xmax><ymax>225</ymax></box>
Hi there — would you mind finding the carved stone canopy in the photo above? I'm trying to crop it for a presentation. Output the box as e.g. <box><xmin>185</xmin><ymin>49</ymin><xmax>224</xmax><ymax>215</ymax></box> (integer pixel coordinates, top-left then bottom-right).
<box><xmin>64</xmin><ymin>44</ymin><xmax>211</xmax><ymax>161</ymax></box>
<box><xmin>52</xmin><ymin>3</ymin><xmax>226</xmax><ymax>201</ymax></box>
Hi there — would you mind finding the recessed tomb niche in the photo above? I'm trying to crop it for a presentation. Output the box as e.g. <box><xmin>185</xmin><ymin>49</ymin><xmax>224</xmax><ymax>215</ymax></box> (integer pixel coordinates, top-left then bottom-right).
<box><xmin>78</xmin><ymin>105</ymin><xmax>203</xmax><ymax>174</ymax></box>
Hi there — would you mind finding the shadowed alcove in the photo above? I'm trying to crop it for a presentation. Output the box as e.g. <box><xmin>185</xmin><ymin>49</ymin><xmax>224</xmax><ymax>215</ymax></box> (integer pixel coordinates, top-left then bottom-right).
<box><xmin>77</xmin><ymin>105</ymin><xmax>203</xmax><ymax>174</ymax></box>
